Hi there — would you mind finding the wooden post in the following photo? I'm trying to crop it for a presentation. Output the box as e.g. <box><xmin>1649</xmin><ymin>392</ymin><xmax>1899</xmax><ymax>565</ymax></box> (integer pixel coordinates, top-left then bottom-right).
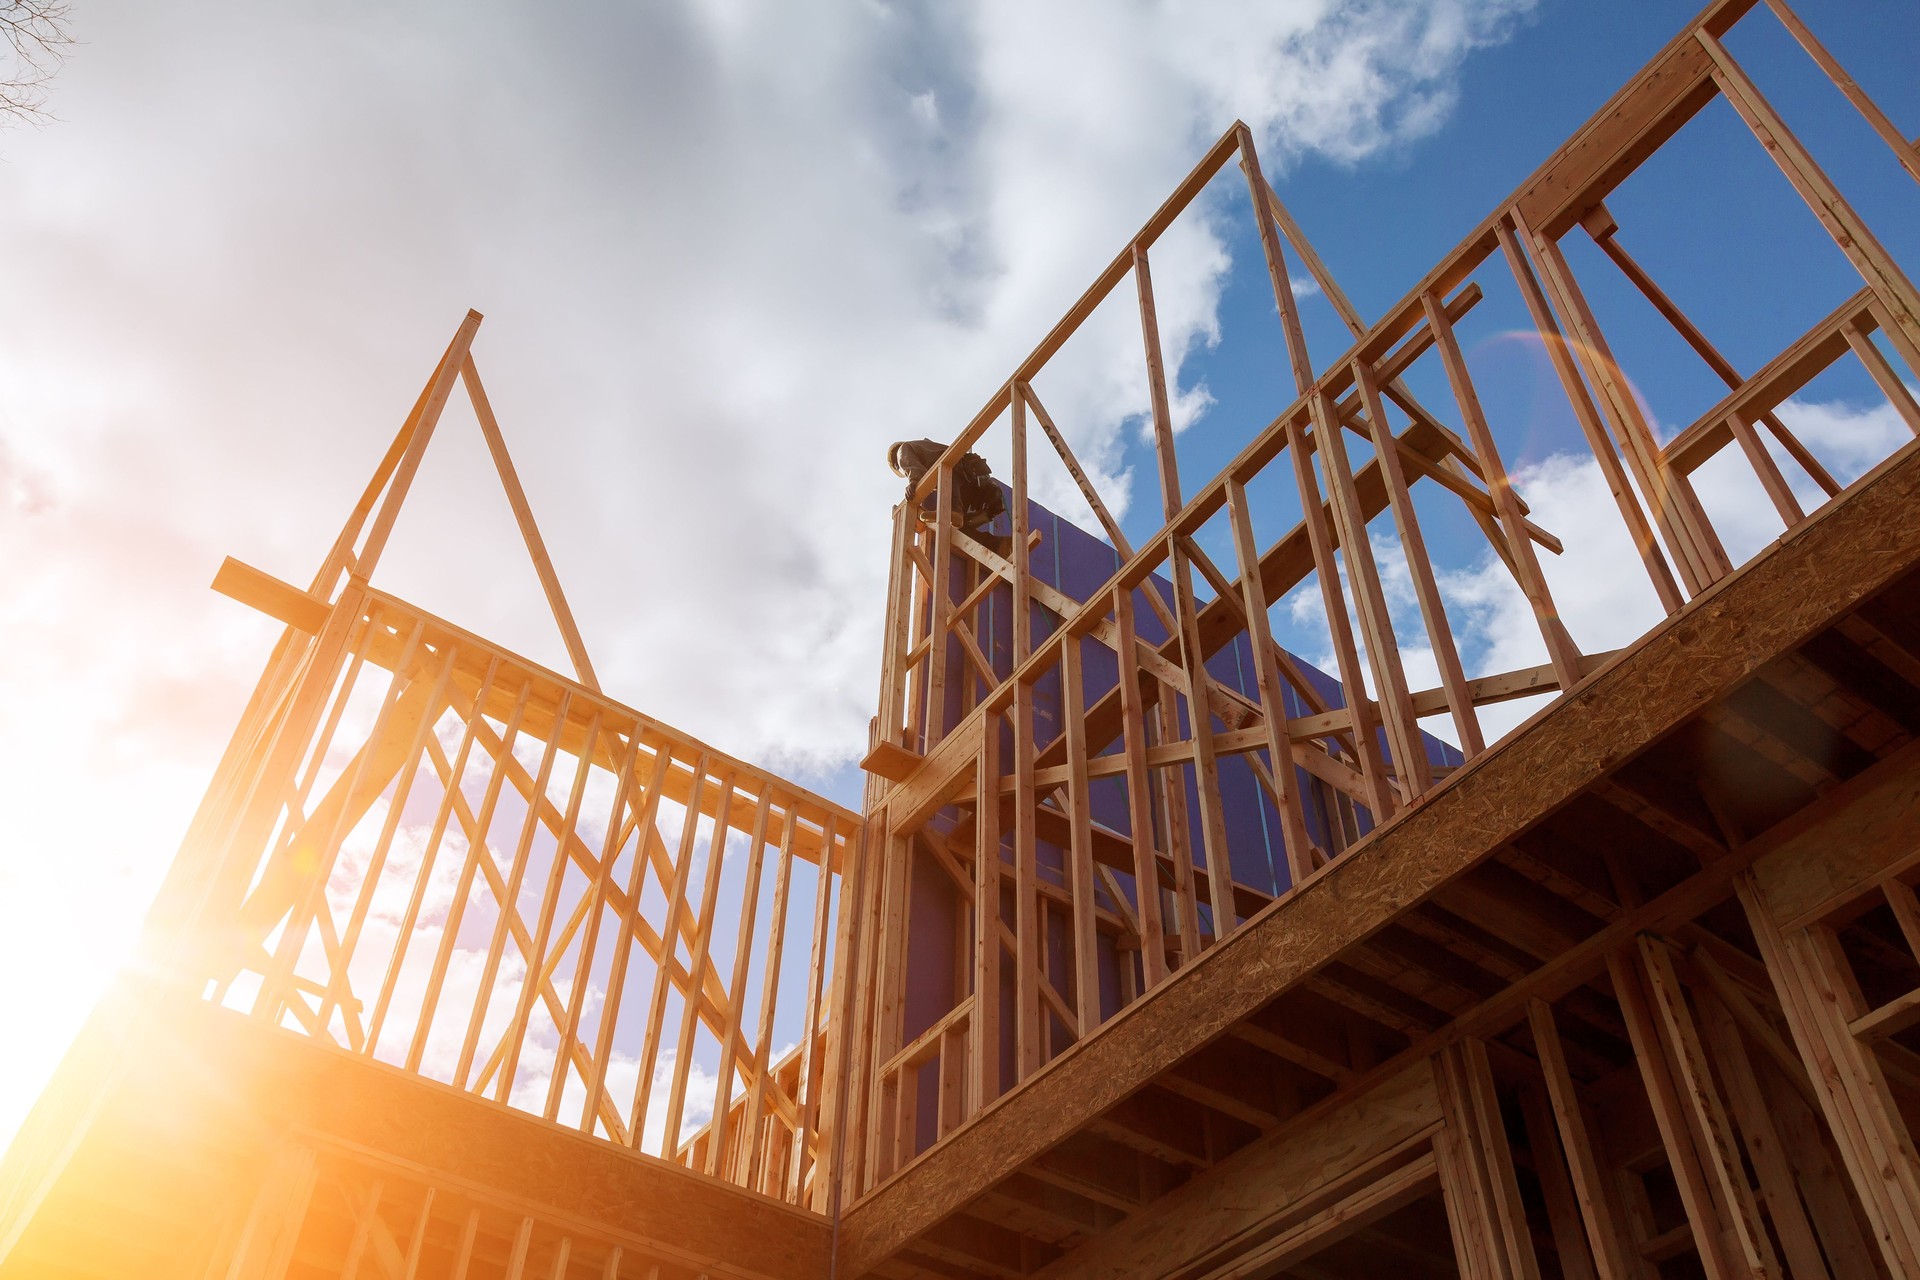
<box><xmin>1519</xmin><ymin>211</ymin><xmax>1729</xmax><ymax>596</ymax></box>
<box><xmin>1224</xmin><ymin>481</ymin><xmax>1316</xmax><ymax>887</ymax></box>
<box><xmin>1235</xmin><ymin>123</ymin><xmax>1314</xmax><ymax>396</ymax></box>
<box><xmin>464</xmin><ymin>356</ymin><xmax>601</xmax><ymax>691</ymax></box>
<box><xmin>1608</xmin><ymin>947</ymin><xmax>1740</xmax><ymax>1280</ymax></box>
<box><xmin>973</xmin><ymin>711</ymin><xmax>1005</xmax><ymax>1110</ymax></box>
<box><xmin>355</xmin><ymin>312</ymin><xmax>484</xmax><ymax>580</ymax></box>
<box><xmin>1762</xmin><ymin>0</ymin><xmax>1920</xmax><ymax>188</ymax></box>
<box><xmin>1739</xmin><ymin>871</ymin><xmax>1920</xmax><ymax>1275</ymax></box>
<box><xmin>708</xmin><ymin>790</ymin><xmax>774</xmax><ymax>1176</ymax></box>
<box><xmin>1421</xmin><ymin>291</ymin><xmax>1584</xmax><ymax>694</ymax></box>
<box><xmin>1133</xmin><ymin>245</ymin><xmax>1183</xmax><ymax>517</ymax></box>
<box><xmin>1011</xmin><ymin>384</ymin><xmax>1033</xmax><ymax>665</ymax></box>
<box><xmin>1013</xmin><ymin>677</ymin><xmax>1043</xmax><ymax>1078</ymax></box>
<box><xmin>1061</xmin><ymin>635</ymin><xmax>1102</xmax><ymax>1033</ymax></box>
<box><xmin>1528</xmin><ymin>999</ymin><xmax>1639</xmax><ymax>1280</ymax></box>
<box><xmin>925</xmin><ymin>461</ymin><xmax>958</xmax><ymax>744</ymax></box>
<box><xmin>1496</xmin><ymin>218</ymin><xmax>1683</xmax><ymax>614</ymax></box>
<box><xmin>1700</xmin><ymin>28</ymin><xmax>1920</xmax><ymax>360</ymax></box>
<box><xmin>1113</xmin><ymin>585</ymin><xmax>1170</xmax><ymax>990</ymax></box>
<box><xmin>1436</xmin><ymin>1040</ymin><xmax>1544</xmax><ymax>1280</ymax></box>
<box><xmin>1285</xmin><ymin>414</ymin><xmax>1397</xmax><ymax>818</ymax></box>
<box><xmin>1312</xmin><ymin>388</ymin><xmax>1432</xmax><ymax>798</ymax></box>
<box><xmin>1635</xmin><ymin>935</ymin><xmax>1779</xmax><ymax>1278</ymax></box>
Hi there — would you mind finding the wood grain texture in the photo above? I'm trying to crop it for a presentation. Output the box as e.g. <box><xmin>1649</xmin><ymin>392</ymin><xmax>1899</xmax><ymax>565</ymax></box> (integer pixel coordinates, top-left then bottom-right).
<box><xmin>1025</xmin><ymin>1063</ymin><xmax>1441</xmax><ymax>1280</ymax></box>
<box><xmin>5</xmin><ymin>987</ymin><xmax>830</xmax><ymax>1280</ymax></box>
<box><xmin>1752</xmin><ymin>748</ymin><xmax>1920</xmax><ymax>930</ymax></box>
<box><xmin>839</xmin><ymin>435</ymin><xmax>1920</xmax><ymax>1276</ymax></box>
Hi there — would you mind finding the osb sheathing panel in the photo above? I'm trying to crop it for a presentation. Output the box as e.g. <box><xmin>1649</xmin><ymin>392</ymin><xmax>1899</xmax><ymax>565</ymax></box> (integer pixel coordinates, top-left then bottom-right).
<box><xmin>839</xmin><ymin>439</ymin><xmax>1920</xmax><ymax>1276</ymax></box>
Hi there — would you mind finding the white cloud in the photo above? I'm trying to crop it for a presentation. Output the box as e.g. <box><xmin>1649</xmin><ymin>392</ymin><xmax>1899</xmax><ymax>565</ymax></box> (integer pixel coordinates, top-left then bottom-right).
<box><xmin>0</xmin><ymin>0</ymin><xmax>1537</xmax><ymax>1146</ymax></box>
<box><xmin>1432</xmin><ymin>394</ymin><xmax>1915</xmax><ymax>743</ymax></box>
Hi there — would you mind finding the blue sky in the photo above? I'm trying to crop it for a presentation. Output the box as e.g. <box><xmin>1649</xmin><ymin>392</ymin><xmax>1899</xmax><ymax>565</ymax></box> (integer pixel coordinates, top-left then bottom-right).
<box><xmin>799</xmin><ymin>0</ymin><xmax>1920</xmax><ymax>809</ymax></box>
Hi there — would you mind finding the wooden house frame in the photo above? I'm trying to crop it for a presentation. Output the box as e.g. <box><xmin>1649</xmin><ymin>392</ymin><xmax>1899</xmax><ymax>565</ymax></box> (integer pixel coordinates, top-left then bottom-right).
<box><xmin>7</xmin><ymin>0</ymin><xmax>1920</xmax><ymax>1276</ymax></box>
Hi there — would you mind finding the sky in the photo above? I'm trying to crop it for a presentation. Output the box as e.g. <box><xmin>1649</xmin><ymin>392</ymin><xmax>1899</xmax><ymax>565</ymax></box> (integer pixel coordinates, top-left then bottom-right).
<box><xmin>2</xmin><ymin>0</ymin><xmax>1918</xmax><ymax>1152</ymax></box>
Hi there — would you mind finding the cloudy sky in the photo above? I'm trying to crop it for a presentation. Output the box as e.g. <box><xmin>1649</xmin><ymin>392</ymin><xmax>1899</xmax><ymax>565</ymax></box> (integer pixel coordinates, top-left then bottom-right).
<box><xmin>2</xmin><ymin>0</ymin><xmax>1918</xmax><ymax>1148</ymax></box>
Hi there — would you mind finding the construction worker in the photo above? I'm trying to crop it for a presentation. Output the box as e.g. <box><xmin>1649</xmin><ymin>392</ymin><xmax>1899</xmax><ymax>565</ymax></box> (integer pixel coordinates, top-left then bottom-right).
<box><xmin>889</xmin><ymin>439</ymin><xmax>1010</xmax><ymax>557</ymax></box>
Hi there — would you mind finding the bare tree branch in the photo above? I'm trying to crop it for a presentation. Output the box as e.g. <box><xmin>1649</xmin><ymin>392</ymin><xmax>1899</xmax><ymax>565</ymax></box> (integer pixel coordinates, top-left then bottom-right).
<box><xmin>1</xmin><ymin>1</ymin><xmax>73</xmax><ymax>126</ymax></box>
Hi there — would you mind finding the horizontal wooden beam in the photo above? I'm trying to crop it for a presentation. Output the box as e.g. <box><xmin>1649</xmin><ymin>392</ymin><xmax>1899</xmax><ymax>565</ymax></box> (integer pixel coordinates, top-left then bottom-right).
<box><xmin>1026</xmin><ymin>1063</ymin><xmax>1441</xmax><ymax>1280</ymax></box>
<box><xmin>354</xmin><ymin>585</ymin><xmax>856</xmax><ymax>872</ymax></box>
<box><xmin>211</xmin><ymin>556</ymin><xmax>330</xmax><ymax>634</ymax></box>
<box><xmin>1</xmin><ymin>982</ymin><xmax>831</xmax><ymax>1280</ymax></box>
<box><xmin>838</xmin><ymin>432</ymin><xmax>1920</xmax><ymax>1276</ymax></box>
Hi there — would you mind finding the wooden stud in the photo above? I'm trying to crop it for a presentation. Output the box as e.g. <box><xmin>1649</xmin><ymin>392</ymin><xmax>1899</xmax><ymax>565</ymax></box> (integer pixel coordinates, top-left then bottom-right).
<box><xmin>1741</xmin><ymin>869</ymin><xmax>1920</xmax><ymax>1275</ymax></box>
<box><xmin>1586</xmin><ymin>214</ymin><xmax>1839</xmax><ymax>498</ymax></box>
<box><xmin>1133</xmin><ymin>244</ymin><xmax>1183</xmax><ymax>519</ymax></box>
<box><xmin>495</xmin><ymin>709</ymin><xmax>606</xmax><ymax>1102</ymax></box>
<box><xmin>1843</xmin><ymin>321</ymin><xmax>1920</xmax><ymax>438</ymax></box>
<box><xmin>1353</xmin><ymin>358</ymin><xmax>1485</xmax><ymax>755</ymax></box>
<box><xmin>1635</xmin><ymin>934</ymin><xmax>1779</xmax><ymax>1278</ymax></box>
<box><xmin>364</xmin><ymin>655</ymin><xmax>501</xmax><ymax>1054</ymax></box>
<box><xmin>1763</xmin><ymin>0</ymin><xmax>1920</xmax><ymax>188</ymax></box>
<box><xmin>1608</xmin><ymin>946</ymin><xmax>1738</xmax><ymax>1280</ymax></box>
<box><xmin>1013</xmin><ymin>678</ymin><xmax>1042</xmax><ymax>1078</ymax></box>
<box><xmin>1496</xmin><ymin>217</ymin><xmax>1684</xmax><ymax>613</ymax></box>
<box><xmin>1061</xmin><ymin>635</ymin><xmax>1103</xmax><ymax>1034</ymax></box>
<box><xmin>1516</xmin><ymin>1083</ymin><xmax>1600</xmax><ymax>1280</ymax></box>
<box><xmin>455</xmin><ymin>690</ymin><xmax>574</xmax><ymax>1090</ymax></box>
<box><xmin>1528</xmin><ymin>1000</ymin><xmax>1639</xmax><ymax>1280</ymax></box>
<box><xmin>1010</xmin><ymin>384</ymin><xmax>1033</xmax><ymax>665</ymax></box>
<box><xmin>1284</xmin><ymin>415</ymin><xmax>1396</xmax><ymax>818</ymax></box>
<box><xmin>1224</xmin><ymin>481</ymin><xmax>1316</xmax><ymax>888</ymax></box>
<box><xmin>973</xmin><ymin>714</ymin><xmax>1006</xmax><ymax>1109</ymax></box>
<box><xmin>355</xmin><ymin>312</ymin><xmax>484</xmax><ymax>580</ymax></box>
<box><xmin>1700</xmin><ymin>29</ymin><xmax>1920</xmax><ymax>369</ymax></box>
<box><xmin>1695</xmin><ymin>978</ymin><xmax>1832</xmax><ymax>1280</ymax></box>
<box><xmin>1421</xmin><ymin>290</ymin><xmax>1584</xmax><ymax>694</ymax></box>
<box><xmin>463</xmin><ymin>356</ymin><xmax>602</xmax><ymax>691</ymax></box>
<box><xmin>400</xmin><ymin>1187</ymin><xmax>435</xmax><ymax>1280</ymax></box>
<box><xmin>1520</xmin><ymin>213</ymin><xmax>1729</xmax><ymax>596</ymax></box>
<box><xmin>708</xmin><ymin>789</ymin><xmax>774</xmax><ymax>1176</ymax></box>
<box><xmin>926</xmin><ymin>461</ymin><xmax>958</xmax><ymax>745</ymax></box>
<box><xmin>1726</xmin><ymin>412</ymin><xmax>1807</xmax><ymax>527</ymax></box>
<box><xmin>452</xmin><ymin>1207</ymin><xmax>481</xmax><ymax>1280</ymax></box>
<box><xmin>1113</xmin><ymin>586</ymin><xmax>1171</xmax><ymax>990</ymax></box>
<box><xmin>789</xmin><ymin>812</ymin><xmax>839</xmax><ymax>1198</ymax></box>
<box><xmin>1312</xmin><ymin>388</ymin><xmax>1433</xmax><ymax>798</ymax></box>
